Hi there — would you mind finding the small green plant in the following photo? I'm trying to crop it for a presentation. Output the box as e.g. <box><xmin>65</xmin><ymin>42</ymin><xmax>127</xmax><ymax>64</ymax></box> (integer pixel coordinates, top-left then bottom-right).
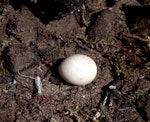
<box><xmin>49</xmin><ymin>46</ymin><xmax>59</xmax><ymax>54</ymax></box>
<box><xmin>76</xmin><ymin>35</ymin><xmax>88</xmax><ymax>42</ymax></box>
<box><xmin>11</xmin><ymin>32</ymin><xmax>24</xmax><ymax>42</ymax></box>
<box><xmin>104</xmin><ymin>38</ymin><xmax>113</xmax><ymax>44</ymax></box>
<box><xmin>0</xmin><ymin>40</ymin><xmax>9</xmax><ymax>48</ymax></box>
<box><xmin>64</xmin><ymin>106</ymin><xmax>82</xmax><ymax>121</ymax></box>
<box><xmin>65</xmin><ymin>105</ymin><xmax>80</xmax><ymax>117</ymax></box>
<box><xmin>130</xmin><ymin>88</ymin><xmax>149</xmax><ymax>100</ymax></box>
<box><xmin>76</xmin><ymin>34</ymin><xmax>100</xmax><ymax>49</ymax></box>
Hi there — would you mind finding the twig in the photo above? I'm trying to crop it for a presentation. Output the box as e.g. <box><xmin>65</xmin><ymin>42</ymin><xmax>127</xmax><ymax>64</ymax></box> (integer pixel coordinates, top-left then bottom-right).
<box><xmin>123</xmin><ymin>33</ymin><xmax>149</xmax><ymax>42</ymax></box>
<box><xmin>18</xmin><ymin>71</ymin><xmax>35</xmax><ymax>79</ymax></box>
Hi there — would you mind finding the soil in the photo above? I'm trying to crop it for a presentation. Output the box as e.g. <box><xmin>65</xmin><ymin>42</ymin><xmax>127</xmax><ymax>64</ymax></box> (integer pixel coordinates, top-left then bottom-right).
<box><xmin>0</xmin><ymin>0</ymin><xmax>150</xmax><ymax>122</ymax></box>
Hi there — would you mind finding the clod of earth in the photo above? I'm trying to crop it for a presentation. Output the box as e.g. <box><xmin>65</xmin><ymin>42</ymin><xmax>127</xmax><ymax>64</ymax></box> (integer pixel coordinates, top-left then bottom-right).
<box><xmin>58</xmin><ymin>54</ymin><xmax>97</xmax><ymax>85</ymax></box>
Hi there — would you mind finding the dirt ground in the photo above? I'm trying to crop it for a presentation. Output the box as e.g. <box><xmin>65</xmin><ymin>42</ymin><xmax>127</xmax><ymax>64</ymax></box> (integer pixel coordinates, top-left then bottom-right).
<box><xmin>0</xmin><ymin>0</ymin><xmax>150</xmax><ymax>122</ymax></box>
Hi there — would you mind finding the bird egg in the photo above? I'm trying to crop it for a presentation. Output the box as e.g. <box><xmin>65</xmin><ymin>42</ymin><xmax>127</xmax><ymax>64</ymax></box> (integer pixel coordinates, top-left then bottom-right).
<box><xmin>58</xmin><ymin>54</ymin><xmax>97</xmax><ymax>85</ymax></box>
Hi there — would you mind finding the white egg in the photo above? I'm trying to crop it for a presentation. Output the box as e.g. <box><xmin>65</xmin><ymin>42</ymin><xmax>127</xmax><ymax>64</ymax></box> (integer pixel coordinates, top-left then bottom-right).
<box><xmin>58</xmin><ymin>54</ymin><xmax>97</xmax><ymax>85</ymax></box>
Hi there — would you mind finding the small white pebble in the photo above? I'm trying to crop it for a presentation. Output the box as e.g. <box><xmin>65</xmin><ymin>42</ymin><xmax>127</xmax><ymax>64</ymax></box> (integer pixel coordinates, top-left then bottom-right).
<box><xmin>13</xmin><ymin>79</ymin><xmax>17</xmax><ymax>84</ymax></box>
<box><xmin>109</xmin><ymin>85</ymin><xmax>116</xmax><ymax>90</ymax></box>
<box><xmin>108</xmin><ymin>7</ymin><xmax>113</xmax><ymax>10</ymax></box>
<box><xmin>35</xmin><ymin>76</ymin><xmax>43</xmax><ymax>94</ymax></box>
<box><xmin>93</xmin><ymin>111</ymin><xmax>101</xmax><ymax>121</ymax></box>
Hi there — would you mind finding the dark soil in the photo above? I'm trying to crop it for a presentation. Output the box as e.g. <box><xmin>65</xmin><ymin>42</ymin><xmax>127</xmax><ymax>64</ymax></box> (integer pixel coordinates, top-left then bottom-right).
<box><xmin>0</xmin><ymin>0</ymin><xmax>150</xmax><ymax>122</ymax></box>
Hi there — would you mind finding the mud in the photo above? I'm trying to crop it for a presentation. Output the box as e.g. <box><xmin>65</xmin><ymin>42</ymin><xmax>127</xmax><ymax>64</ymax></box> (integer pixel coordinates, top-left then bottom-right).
<box><xmin>0</xmin><ymin>0</ymin><xmax>150</xmax><ymax>122</ymax></box>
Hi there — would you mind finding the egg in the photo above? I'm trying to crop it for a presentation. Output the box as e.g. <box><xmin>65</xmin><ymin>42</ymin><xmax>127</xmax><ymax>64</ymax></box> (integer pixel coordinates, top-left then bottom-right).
<box><xmin>58</xmin><ymin>54</ymin><xmax>97</xmax><ymax>85</ymax></box>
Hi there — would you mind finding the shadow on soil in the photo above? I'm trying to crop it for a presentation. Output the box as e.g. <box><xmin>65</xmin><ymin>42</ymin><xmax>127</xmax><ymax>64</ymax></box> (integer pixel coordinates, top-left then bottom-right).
<box><xmin>9</xmin><ymin>0</ymin><xmax>68</xmax><ymax>24</ymax></box>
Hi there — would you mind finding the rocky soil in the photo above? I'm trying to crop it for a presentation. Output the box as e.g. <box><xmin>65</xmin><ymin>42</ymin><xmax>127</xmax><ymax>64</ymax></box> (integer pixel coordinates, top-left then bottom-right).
<box><xmin>0</xmin><ymin>0</ymin><xmax>150</xmax><ymax>122</ymax></box>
